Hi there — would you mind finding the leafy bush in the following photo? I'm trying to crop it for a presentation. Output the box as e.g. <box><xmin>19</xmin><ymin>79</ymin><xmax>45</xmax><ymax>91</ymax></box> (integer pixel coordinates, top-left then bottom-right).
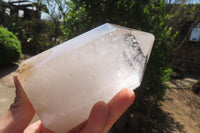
<box><xmin>0</xmin><ymin>27</ymin><xmax>22</xmax><ymax>65</ymax></box>
<box><xmin>1</xmin><ymin>12</ymin><xmax>59</xmax><ymax>55</ymax></box>
<box><xmin>16</xmin><ymin>19</ymin><xmax>55</xmax><ymax>55</ymax></box>
<box><xmin>63</xmin><ymin>0</ymin><xmax>176</xmax><ymax>103</ymax></box>
<box><xmin>62</xmin><ymin>0</ymin><xmax>178</xmax><ymax>131</ymax></box>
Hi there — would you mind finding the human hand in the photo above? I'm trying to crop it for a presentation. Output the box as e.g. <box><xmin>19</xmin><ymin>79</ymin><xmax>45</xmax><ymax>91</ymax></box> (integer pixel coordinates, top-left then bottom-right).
<box><xmin>0</xmin><ymin>75</ymin><xmax>135</xmax><ymax>133</ymax></box>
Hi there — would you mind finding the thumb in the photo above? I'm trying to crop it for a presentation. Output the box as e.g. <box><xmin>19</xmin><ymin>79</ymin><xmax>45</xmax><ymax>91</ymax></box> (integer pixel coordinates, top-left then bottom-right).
<box><xmin>0</xmin><ymin>75</ymin><xmax>35</xmax><ymax>133</ymax></box>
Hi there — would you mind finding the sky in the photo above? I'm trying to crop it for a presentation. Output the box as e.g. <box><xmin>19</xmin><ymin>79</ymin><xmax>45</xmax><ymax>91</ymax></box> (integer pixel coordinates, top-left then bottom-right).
<box><xmin>166</xmin><ymin>0</ymin><xmax>200</xmax><ymax>4</ymax></box>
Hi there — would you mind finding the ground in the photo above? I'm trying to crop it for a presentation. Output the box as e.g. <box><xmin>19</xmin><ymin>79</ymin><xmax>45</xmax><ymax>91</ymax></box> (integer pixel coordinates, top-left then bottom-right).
<box><xmin>161</xmin><ymin>78</ymin><xmax>200</xmax><ymax>133</ymax></box>
<box><xmin>0</xmin><ymin>64</ymin><xmax>200</xmax><ymax>133</ymax></box>
<box><xmin>0</xmin><ymin>64</ymin><xmax>39</xmax><ymax>124</ymax></box>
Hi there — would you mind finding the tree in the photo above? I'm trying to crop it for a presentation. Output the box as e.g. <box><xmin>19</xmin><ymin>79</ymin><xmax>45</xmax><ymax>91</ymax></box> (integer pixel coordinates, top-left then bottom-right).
<box><xmin>33</xmin><ymin>0</ymin><xmax>67</xmax><ymax>44</ymax></box>
<box><xmin>166</xmin><ymin>2</ymin><xmax>200</xmax><ymax>69</ymax></box>
<box><xmin>62</xmin><ymin>0</ymin><xmax>177</xmax><ymax>132</ymax></box>
<box><xmin>63</xmin><ymin>0</ymin><xmax>175</xmax><ymax>100</ymax></box>
<box><xmin>35</xmin><ymin>0</ymin><xmax>68</xmax><ymax>22</ymax></box>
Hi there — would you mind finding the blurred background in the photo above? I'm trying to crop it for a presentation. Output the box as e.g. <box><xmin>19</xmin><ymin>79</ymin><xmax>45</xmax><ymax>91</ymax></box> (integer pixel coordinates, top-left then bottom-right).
<box><xmin>0</xmin><ymin>0</ymin><xmax>200</xmax><ymax>132</ymax></box>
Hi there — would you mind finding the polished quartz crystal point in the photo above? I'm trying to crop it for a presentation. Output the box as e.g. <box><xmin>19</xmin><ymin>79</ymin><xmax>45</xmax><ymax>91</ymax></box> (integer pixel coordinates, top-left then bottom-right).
<box><xmin>18</xmin><ymin>23</ymin><xmax>154</xmax><ymax>133</ymax></box>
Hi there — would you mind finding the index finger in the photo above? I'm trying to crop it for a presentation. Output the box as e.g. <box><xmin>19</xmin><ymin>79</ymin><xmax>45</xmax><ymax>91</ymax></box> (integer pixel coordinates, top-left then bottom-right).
<box><xmin>104</xmin><ymin>88</ymin><xmax>135</xmax><ymax>132</ymax></box>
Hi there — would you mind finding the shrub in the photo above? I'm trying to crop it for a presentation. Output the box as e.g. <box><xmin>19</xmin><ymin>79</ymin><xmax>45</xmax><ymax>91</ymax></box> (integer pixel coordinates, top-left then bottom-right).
<box><xmin>64</xmin><ymin>0</ymin><xmax>176</xmax><ymax>103</ymax></box>
<box><xmin>0</xmin><ymin>27</ymin><xmax>22</xmax><ymax>65</ymax></box>
<box><xmin>17</xmin><ymin>19</ymin><xmax>58</xmax><ymax>55</ymax></box>
<box><xmin>62</xmin><ymin>0</ymin><xmax>178</xmax><ymax>131</ymax></box>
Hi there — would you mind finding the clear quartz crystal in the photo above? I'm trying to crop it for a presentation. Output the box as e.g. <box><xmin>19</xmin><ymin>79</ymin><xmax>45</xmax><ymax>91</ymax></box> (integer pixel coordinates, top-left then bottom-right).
<box><xmin>18</xmin><ymin>23</ymin><xmax>154</xmax><ymax>133</ymax></box>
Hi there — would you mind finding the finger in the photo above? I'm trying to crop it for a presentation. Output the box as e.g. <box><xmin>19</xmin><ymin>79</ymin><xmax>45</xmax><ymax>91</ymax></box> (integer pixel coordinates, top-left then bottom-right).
<box><xmin>0</xmin><ymin>75</ymin><xmax>35</xmax><ymax>133</ymax></box>
<box><xmin>11</xmin><ymin>74</ymin><xmax>32</xmax><ymax>106</ymax></box>
<box><xmin>81</xmin><ymin>101</ymin><xmax>108</xmax><ymax>133</ymax></box>
<box><xmin>24</xmin><ymin>120</ymin><xmax>54</xmax><ymax>133</ymax></box>
<box><xmin>24</xmin><ymin>120</ymin><xmax>43</xmax><ymax>133</ymax></box>
<box><xmin>67</xmin><ymin>120</ymin><xmax>87</xmax><ymax>133</ymax></box>
<box><xmin>104</xmin><ymin>88</ymin><xmax>135</xmax><ymax>132</ymax></box>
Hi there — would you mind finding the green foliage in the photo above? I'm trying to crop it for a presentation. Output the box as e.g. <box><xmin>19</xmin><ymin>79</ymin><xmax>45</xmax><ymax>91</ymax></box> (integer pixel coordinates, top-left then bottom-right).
<box><xmin>1</xmin><ymin>15</ymin><xmax>58</xmax><ymax>55</ymax></box>
<box><xmin>61</xmin><ymin>1</ymin><xmax>87</xmax><ymax>39</ymax></box>
<box><xmin>16</xmin><ymin>19</ymin><xmax>57</xmax><ymax>54</ymax></box>
<box><xmin>0</xmin><ymin>1</ymin><xmax>60</xmax><ymax>55</ymax></box>
<box><xmin>137</xmin><ymin>0</ymin><xmax>175</xmax><ymax>103</ymax></box>
<box><xmin>62</xmin><ymin>1</ymin><xmax>179</xmax><ymax>130</ymax></box>
<box><xmin>63</xmin><ymin>0</ymin><xmax>176</xmax><ymax>103</ymax></box>
<box><xmin>168</xmin><ymin>3</ymin><xmax>197</xmax><ymax>38</ymax></box>
<box><xmin>0</xmin><ymin>27</ymin><xmax>22</xmax><ymax>65</ymax></box>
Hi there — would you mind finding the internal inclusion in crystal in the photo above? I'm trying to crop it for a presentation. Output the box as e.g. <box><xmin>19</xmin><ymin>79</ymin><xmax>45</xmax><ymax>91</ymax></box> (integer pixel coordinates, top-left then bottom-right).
<box><xmin>123</xmin><ymin>33</ymin><xmax>147</xmax><ymax>68</ymax></box>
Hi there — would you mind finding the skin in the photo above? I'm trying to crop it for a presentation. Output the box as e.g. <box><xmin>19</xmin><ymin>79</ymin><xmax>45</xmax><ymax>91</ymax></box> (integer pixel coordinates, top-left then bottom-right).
<box><xmin>0</xmin><ymin>75</ymin><xmax>135</xmax><ymax>133</ymax></box>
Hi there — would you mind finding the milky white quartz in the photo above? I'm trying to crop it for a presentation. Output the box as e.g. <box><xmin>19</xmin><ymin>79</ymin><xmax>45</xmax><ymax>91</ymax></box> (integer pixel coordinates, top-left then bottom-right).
<box><xmin>18</xmin><ymin>23</ymin><xmax>154</xmax><ymax>133</ymax></box>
